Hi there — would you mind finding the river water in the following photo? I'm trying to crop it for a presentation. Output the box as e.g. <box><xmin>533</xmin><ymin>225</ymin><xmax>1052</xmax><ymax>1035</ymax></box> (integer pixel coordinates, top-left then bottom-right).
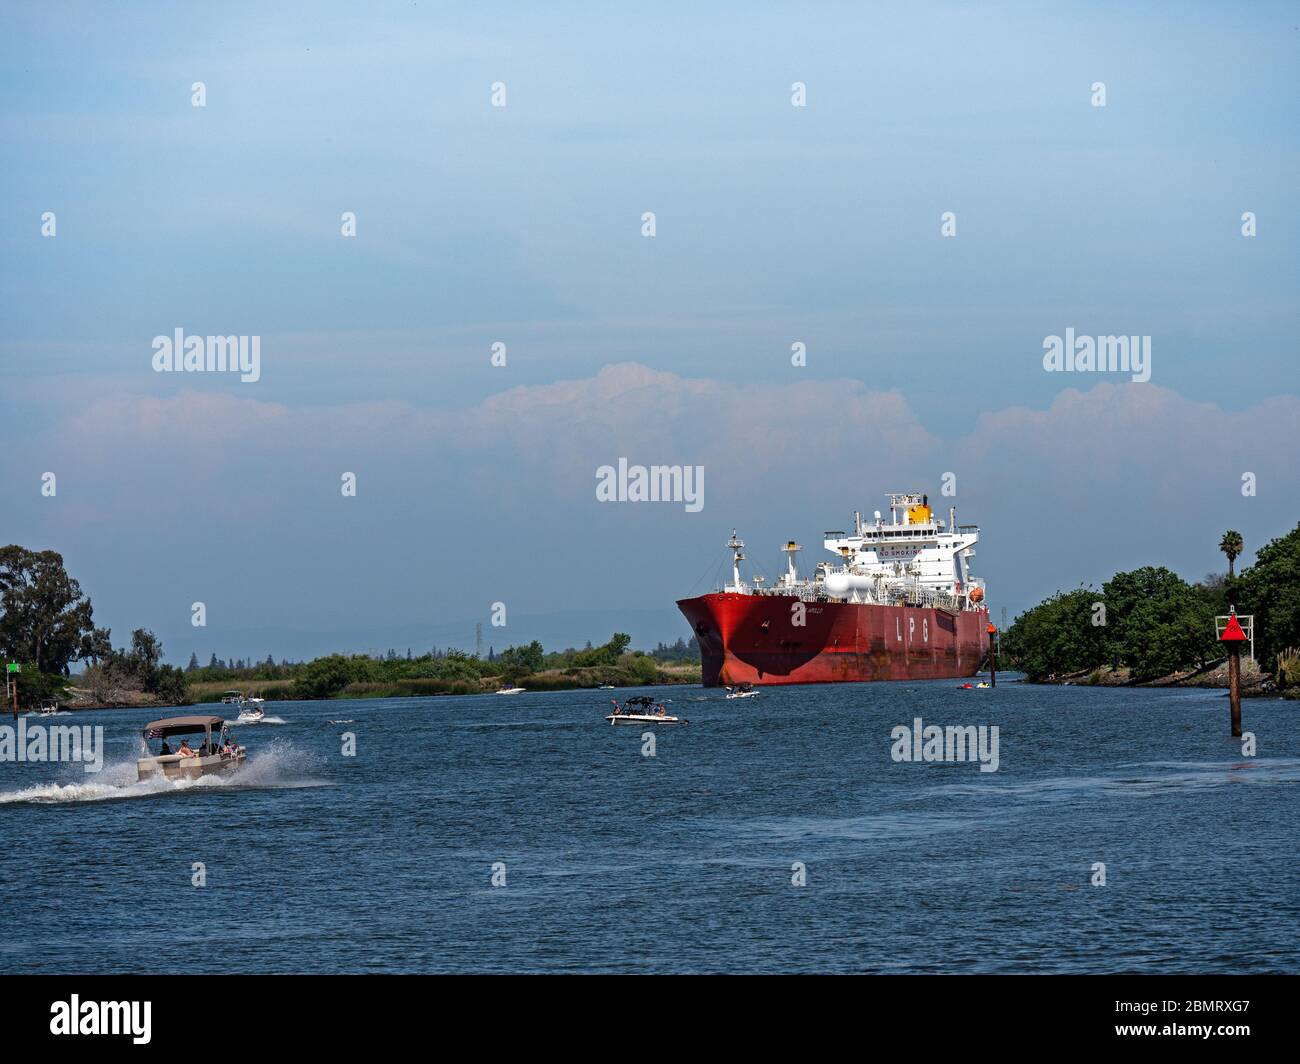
<box><xmin>1</xmin><ymin>679</ymin><xmax>1296</xmax><ymax>973</ymax></box>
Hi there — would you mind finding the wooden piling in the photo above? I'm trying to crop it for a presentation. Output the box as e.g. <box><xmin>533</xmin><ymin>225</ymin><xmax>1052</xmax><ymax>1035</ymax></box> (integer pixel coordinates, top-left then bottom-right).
<box><xmin>1218</xmin><ymin>609</ymin><xmax>1247</xmax><ymax>738</ymax></box>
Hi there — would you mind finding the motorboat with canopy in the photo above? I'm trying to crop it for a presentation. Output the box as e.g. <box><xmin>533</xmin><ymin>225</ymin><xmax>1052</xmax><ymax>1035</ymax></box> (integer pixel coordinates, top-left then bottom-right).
<box><xmin>137</xmin><ymin>715</ymin><xmax>246</xmax><ymax>781</ymax></box>
<box><xmin>605</xmin><ymin>695</ymin><xmax>686</xmax><ymax>726</ymax></box>
<box><xmin>236</xmin><ymin>697</ymin><xmax>265</xmax><ymax>723</ymax></box>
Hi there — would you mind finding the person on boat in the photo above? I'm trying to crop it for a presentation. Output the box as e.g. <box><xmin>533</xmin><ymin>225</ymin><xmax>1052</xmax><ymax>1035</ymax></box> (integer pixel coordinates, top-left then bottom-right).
<box><xmin>656</xmin><ymin>704</ymin><xmax>666</xmax><ymax>717</ymax></box>
<box><xmin>177</xmin><ymin>739</ymin><xmax>198</xmax><ymax>758</ymax></box>
<box><xmin>159</xmin><ymin>740</ymin><xmax>172</xmax><ymax>755</ymax></box>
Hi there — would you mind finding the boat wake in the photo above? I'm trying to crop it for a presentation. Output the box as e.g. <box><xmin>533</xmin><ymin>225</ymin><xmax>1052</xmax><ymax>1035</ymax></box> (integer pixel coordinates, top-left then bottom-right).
<box><xmin>926</xmin><ymin>758</ymin><xmax>1300</xmax><ymax>803</ymax></box>
<box><xmin>0</xmin><ymin>740</ymin><xmax>330</xmax><ymax>805</ymax></box>
<box><xmin>224</xmin><ymin>715</ymin><xmax>288</xmax><ymax>726</ymax></box>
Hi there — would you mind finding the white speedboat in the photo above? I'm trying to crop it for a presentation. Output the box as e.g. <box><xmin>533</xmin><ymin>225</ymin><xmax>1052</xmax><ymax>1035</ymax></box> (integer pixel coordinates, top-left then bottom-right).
<box><xmin>605</xmin><ymin>696</ymin><xmax>686</xmax><ymax>726</ymax></box>
<box><xmin>137</xmin><ymin>715</ymin><xmax>246</xmax><ymax>781</ymax></box>
<box><xmin>236</xmin><ymin>698</ymin><xmax>265</xmax><ymax>723</ymax></box>
<box><xmin>725</xmin><ymin>683</ymin><xmax>759</xmax><ymax>699</ymax></box>
<box><xmin>36</xmin><ymin>699</ymin><xmax>60</xmax><ymax>717</ymax></box>
<box><xmin>495</xmin><ymin>685</ymin><xmax>526</xmax><ymax>695</ymax></box>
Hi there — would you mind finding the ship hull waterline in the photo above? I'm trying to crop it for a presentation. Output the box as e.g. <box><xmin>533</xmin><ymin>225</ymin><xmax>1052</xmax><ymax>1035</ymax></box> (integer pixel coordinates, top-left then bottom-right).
<box><xmin>677</xmin><ymin>593</ymin><xmax>991</xmax><ymax>686</ymax></box>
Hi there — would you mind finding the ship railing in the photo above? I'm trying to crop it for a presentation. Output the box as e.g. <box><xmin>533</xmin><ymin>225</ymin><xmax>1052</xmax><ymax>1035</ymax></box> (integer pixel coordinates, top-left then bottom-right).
<box><xmin>717</xmin><ymin>583</ymin><xmax>968</xmax><ymax>610</ymax></box>
<box><xmin>717</xmin><ymin>584</ymin><xmax>835</xmax><ymax>603</ymax></box>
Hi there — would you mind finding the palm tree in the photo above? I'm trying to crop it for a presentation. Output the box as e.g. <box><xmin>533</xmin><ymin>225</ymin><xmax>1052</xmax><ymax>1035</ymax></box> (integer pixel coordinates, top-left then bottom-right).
<box><xmin>1219</xmin><ymin>530</ymin><xmax>1244</xmax><ymax>579</ymax></box>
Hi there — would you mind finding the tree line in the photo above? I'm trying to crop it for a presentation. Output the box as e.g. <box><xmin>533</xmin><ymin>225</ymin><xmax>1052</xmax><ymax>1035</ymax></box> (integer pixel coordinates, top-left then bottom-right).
<box><xmin>1003</xmin><ymin>523</ymin><xmax>1300</xmax><ymax>684</ymax></box>
<box><xmin>0</xmin><ymin>543</ymin><xmax>698</xmax><ymax>707</ymax></box>
<box><xmin>285</xmin><ymin>632</ymin><xmax>658</xmax><ymax>699</ymax></box>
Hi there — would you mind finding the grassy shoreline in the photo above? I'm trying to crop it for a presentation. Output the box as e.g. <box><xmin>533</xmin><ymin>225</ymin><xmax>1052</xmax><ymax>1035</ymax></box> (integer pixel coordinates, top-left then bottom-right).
<box><xmin>187</xmin><ymin>664</ymin><xmax>701</xmax><ymax>702</ymax></box>
<box><xmin>53</xmin><ymin>663</ymin><xmax>703</xmax><ymax>710</ymax></box>
<box><xmin>1020</xmin><ymin>657</ymin><xmax>1295</xmax><ymax>698</ymax></box>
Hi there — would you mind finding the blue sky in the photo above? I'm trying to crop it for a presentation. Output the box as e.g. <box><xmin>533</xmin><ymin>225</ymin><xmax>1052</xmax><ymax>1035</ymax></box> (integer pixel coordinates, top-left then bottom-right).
<box><xmin>2</xmin><ymin>2</ymin><xmax>1298</xmax><ymax>661</ymax></box>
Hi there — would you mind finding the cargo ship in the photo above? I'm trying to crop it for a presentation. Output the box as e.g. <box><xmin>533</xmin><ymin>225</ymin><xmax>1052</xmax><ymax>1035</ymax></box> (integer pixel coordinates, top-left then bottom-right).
<box><xmin>677</xmin><ymin>492</ymin><xmax>991</xmax><ymax>686</ymax></box>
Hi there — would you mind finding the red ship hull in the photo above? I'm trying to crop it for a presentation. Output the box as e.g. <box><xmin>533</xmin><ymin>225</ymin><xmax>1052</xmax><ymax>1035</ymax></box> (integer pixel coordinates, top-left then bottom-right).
<box><xmin>677</xmin><ymin>593</ymin><xmax>990</xmax><ymax>686</ymax></box>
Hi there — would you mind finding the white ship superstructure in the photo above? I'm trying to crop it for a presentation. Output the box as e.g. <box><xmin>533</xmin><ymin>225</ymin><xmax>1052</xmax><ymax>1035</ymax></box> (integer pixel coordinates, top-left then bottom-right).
<box><xmin>721</xmin><ymin>492</ymin><xmax>986</xmax><ymax>612</ymax></box>
<box><xmin>819</xmin><ymin>492</ymin><xmax>985</xmax><ymax>610</ymax></box>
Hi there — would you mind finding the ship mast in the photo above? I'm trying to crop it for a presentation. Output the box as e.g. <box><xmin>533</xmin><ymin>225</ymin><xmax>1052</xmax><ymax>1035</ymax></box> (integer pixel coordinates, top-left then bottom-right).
<box><xmin>727</xmin><ymin>529</ymin><xmax>746</xmax><ymax>591</ymax></box>
<box><xmin>782</xmin><ymin>540</ymin><xmax>803</xmax><ymax>586</ymax></box>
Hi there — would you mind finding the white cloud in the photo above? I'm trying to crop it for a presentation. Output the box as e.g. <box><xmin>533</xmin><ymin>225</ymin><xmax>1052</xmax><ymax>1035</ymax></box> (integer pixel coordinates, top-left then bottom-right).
<box><xmin>8</xmin><ymin>364</ymin><xmax>1298</xmax><ymax>626</ymax></box>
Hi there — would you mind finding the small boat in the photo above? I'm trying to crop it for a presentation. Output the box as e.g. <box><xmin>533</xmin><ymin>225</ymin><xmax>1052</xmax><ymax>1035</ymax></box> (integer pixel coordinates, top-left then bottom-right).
<box><xmin>724</xmin><ymin>683</ymin><xmax>759</xmax><ymax>699</ymax></box>
<box><xmin>236</xmin><ymin>698</ymin><xmax>265</xmax><ymax>723</ymax></box>
<box><xmin>220</xmin><ymin>690</ymin><xmax>245</xmax><ymax>705</ymax></box>
<box><xmin>597</xmin><ymin>684</ymin><xmax>616</xmax><ymax>690</ymax></box>
<box><xmin>36</xmin><ymin>699</ymin><xmax>60</xmax><ymax>717</ymax></box>
<box><xmin>606</xmin><ymin>695</ymin><xmax>686</xmax><ymax>726</ymax></box>
<box><xmin>495</xmin><ymin>685</ymin><xmax>526</xmax><ymax>695</ymax></box>
<box><xmin>137</xmin><ymin>715</ymin><xmax>245</xmax><ymax>781</ymax></box>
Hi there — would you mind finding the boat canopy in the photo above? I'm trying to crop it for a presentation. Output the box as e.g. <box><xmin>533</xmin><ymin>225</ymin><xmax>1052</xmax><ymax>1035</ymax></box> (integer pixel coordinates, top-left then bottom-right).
<box><xmin>143</xmin><ymin>715</ymin><xmax>224</xmax><ymax>738</ymax></box>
